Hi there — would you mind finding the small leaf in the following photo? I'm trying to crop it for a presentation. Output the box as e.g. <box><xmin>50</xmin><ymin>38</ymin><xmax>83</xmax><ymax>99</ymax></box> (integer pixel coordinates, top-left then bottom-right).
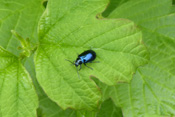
<box><xmin>35</xmin><ymin>0</ymin><xmax>149</xmax><ymax>110</ymax></box>
<box><xmin>0</xmin><ymin>47</ymin><xmax>38</xmax><ymax>117</ymax></box>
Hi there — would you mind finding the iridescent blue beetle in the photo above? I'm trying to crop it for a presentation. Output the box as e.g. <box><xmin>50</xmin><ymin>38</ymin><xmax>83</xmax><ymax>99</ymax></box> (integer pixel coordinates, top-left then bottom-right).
<box><xmin>66</xmin><ymin>50</ymin><xmax>98</xmax><ymax>78</ymax></box>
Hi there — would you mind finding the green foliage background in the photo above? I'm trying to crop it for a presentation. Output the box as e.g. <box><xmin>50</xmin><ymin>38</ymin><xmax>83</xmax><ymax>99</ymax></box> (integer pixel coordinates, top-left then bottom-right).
<box><xmin>0</xmin><ymin>0</ymin><xmax>175</xmax><ymax>117</ymax></box>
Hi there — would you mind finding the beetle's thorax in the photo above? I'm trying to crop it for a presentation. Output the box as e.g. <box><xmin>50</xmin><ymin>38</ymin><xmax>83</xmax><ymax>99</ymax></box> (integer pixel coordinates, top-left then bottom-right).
<box><xmin>75</xmin><ymin>58</ymin><xmax>82</xmax><ymax>66</ymax></box>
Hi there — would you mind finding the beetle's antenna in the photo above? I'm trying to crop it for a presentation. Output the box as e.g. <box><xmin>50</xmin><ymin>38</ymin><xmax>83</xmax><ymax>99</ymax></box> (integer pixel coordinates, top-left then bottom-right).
<box><xmin>84</xmin><ymin>63</ymin><xmax>93</xmax><ymax>70</ymax></box>
<box><xmin>65</xmin><ymin>59</ymin><xmax>74</xmax><ymax>65</ymax></box>
<box><xmin>76</xmin><ymin>67</ymin><xmax>80</xmax><ymax>79</ymax></box>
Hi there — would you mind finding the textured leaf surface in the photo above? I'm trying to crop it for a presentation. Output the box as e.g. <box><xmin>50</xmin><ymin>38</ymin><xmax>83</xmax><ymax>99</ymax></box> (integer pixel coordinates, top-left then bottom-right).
<box><xmin>0</xmin><ymin>0</ymin><xmax>44</xmax><ymax>55</ymax></box>
<box><xmin>35</xmin><ymin>0</ymin><xmax>148</xmax><ymax>110</ymax></box>
<box><xmin>0</xmin><ymin>47</ymin><xmax>38</xmax><ymax>117</ymax></box>
<box><xmin>101</xmin><ymin>0</ymin><xmax>175</xmax><ymax>116</ymax></box>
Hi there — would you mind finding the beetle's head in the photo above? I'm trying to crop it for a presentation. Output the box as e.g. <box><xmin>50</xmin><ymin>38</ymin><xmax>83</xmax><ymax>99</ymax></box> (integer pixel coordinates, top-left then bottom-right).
<box><xmin>75</xmin><ymin>59</ymin><xmax>82</xmax><ymax>67</ymax></box>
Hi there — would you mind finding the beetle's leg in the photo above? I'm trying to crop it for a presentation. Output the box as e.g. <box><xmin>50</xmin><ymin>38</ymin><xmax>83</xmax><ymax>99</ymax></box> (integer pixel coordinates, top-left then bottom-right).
<box><xmin>79</xmin><ymin>65</ymin><xmax>82</xmax><ymax>71</ymax></box>
<box><xmin>65</xmin><ymin>59</ymin><xmax>74</xmax><ymax>65</ymax></box>
<box><xmin>90</xmin><ymin>61</ymin><xmax>100</xmax><ymax>63</ymax></box>
<box><xmin>84</xmin><ymin>63</ymin><xmax>93</xmax><ymax>70</ymax></box>
<box><xmin>76</xmin><ymin>67</ymin><xmax>80</xmax><ymax>79</ymax></box>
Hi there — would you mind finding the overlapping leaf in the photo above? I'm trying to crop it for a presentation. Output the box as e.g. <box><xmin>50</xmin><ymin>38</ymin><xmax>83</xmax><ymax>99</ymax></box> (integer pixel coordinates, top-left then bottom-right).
<box><xmin>0</xmin><ymin>0</ymin><xmax>44</xmax><ymax>55</ymax></box>
<box><xmin>0</xmin><ymin>47</ymin><xmax>38</xmax><ymax>117</ymax></box>
<box><xmin>35</xmin><ymin>0</ymin><xmax>149</xmax><ymax>110</ymax></box>
<box><xmin>101</xmin><ymin>0</ymin><xmax>175</xmax><ymax>116</ymax></box>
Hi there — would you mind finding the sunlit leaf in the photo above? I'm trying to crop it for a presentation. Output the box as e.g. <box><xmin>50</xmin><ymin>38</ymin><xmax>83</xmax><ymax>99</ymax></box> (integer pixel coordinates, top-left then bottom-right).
<box><xmin>35</xmin><ymin>0</ymin><xmax>148</xmax><ymax>110</ymax></box>
<box><xmin>0</xmin><ymin>47</ymin><xmax>38</xmax><ymax>117</ymax></box>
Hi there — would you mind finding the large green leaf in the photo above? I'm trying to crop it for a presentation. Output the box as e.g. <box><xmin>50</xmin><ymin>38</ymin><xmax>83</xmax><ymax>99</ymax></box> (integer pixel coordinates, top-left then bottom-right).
<box><xmin>0</xmin><ymin>0</ymin><xmax>44</xmax><ymax>55</ymax></box>
<box><xmin>35</xmin><ymin>0</ymin><xmax>149</xmax><ymax>110</ymax></box>
<box><xmin>0</xmin><ymin>47</ymin><xmax>38</xmax><ymax>117</ymax></box>
<box><xmin>101</xmin><ymin>0</ymin><xmax>175</xmax><ymax>116</ymax></box>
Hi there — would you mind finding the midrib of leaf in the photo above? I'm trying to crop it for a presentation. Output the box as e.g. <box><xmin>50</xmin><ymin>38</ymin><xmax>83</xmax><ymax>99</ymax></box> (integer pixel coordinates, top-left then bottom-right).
<box><xmin>0</xmin><ymin>62</ymin><xmax>16</xmax><ymax>100</ymax></box>
<box><xmin>0</xmin><ymin>63</ymin><xmax>14</xmax><ymax>115</ymax></box>
<box><xmin>15</xmin><ymin>63</ymin><xmax>33</xmax><ymax>116</ymax></box>
<box><xmin>39</xmin><ymin>46</ymin><xmax>97</xmax><ymax>109</ymax></box>
<box><xmin>0</xmin><ymin>9</ymin><xmax>12</xmax><ymax>12</ymax></box>
<box><xmin>0</xmin><ymin>1</ymin><xmax>28</xmax><ymax>21</ymax></box>
<box><xmin>16</xmin><ymin>62</ymin><xmax>19</xmax><ymax>117</ymax></box>
<box><xmin>3</xmin><ymin>63</ymin><xmax>30</xmax><ymax>116</ymax></box>
<box><xmin>52</xmin><ymin>44</ymin><xmax>148</xmax><ymax>62</ymax></box>
<box><xmin>2</xmin><ymin>1</ymin><xmax>24</xmax><ymax>6</ymax></box>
